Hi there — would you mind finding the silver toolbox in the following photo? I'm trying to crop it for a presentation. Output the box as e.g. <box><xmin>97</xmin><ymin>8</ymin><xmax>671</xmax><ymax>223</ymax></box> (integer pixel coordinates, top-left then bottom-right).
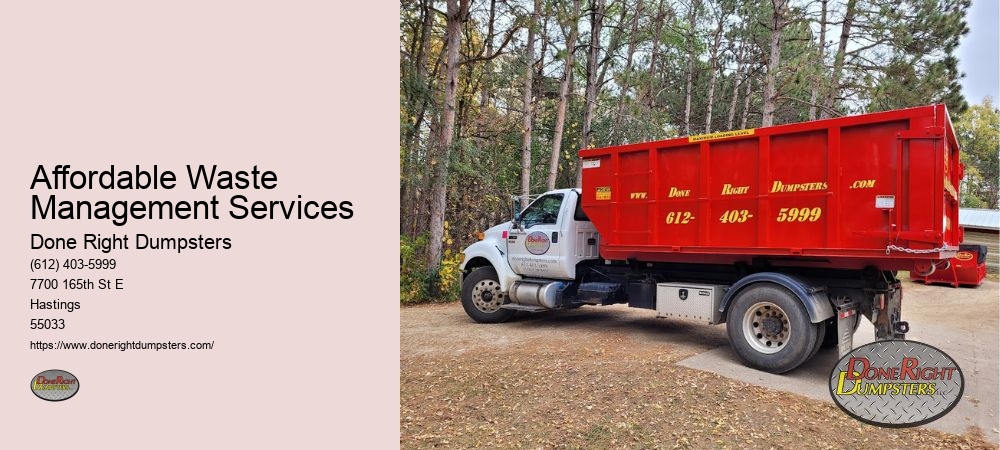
<box><xmin>655</xmin><ymin>283</ymin><xmax>726</xmax><ymax>324</ymax></box>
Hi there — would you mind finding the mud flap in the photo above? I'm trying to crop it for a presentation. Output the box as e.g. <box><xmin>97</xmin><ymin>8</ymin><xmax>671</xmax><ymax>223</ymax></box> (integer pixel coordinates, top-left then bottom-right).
<box><xmin>872</xmin><ymin>283</ymin><xmax>906</xmax><ymax>340</ymax></box>
<box><xmin>834</xmin><ymin>299</ymin><xmax>859</xmax><ymax>358</ymax></box>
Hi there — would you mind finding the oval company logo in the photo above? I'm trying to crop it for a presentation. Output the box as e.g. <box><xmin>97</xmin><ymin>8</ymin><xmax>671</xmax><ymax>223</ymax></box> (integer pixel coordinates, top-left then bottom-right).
<box><xmin>829</xmin><ymin>340</ymin><xmax>962</xmax><ymax>427</ymax></box>
<box><xmin>955</xmin><ymin>251</ymin><xmax>974</xmax><ymax>262</ymax></box>
<box><xmin>31</xmin><ymin>369</ymin><xmax>80</xmax><ymax>401</ymax></box>
<box><xmin>524</xmin><ymin>231</ymin><xmax>550</xmax><ymax>255</ymax></box>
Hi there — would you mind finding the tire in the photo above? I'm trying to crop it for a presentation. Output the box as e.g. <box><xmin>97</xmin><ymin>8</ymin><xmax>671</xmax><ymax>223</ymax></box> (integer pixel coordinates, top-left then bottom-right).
<box><xmin>726</xmin><ymin>284</ymin><xmax>817</xmax><ymax>374</ymax></box>
<box><xmin>461</xmin><ymin>267</ymin><xmax>515</xmax><ymax>323</ymax></box>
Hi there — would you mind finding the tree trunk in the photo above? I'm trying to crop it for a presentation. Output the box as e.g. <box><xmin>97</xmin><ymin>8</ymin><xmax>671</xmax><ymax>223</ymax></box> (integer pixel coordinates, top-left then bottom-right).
<box><xmin>683</xmin><ymin>0</ymin><xmax>700</xmax><ymax>135</ymax></box>
<box><xmin>822</xmin><ymin>0</ymin><xmax>856</xmax><ymax>119</ymax></box>
<box><xmin>401</xmin><ymin>0</ymin><xmax>436</xmax><ymax>237</ymax></box>
<box><xmin>577</xmin><ymin>0</ymin><xmax>605</xmax><ymax>187</ymax></box>
<box><xmin>741</xmin><ymin>77</ymin><xmax>753</xmax><ymax>128</ymax></box>
<box><xmin>727</xmin><ymin>40</ymin><xmax>746</xmax><ymax>130</ymax></box>
<box><xmin>548</xmin><ymin>0</ymin><xmax>582</xmax><ymax>190</ymax></box>
<box><xmin>704</xmin><ymin>7</ymin><xmax>724</xmax><ymax>133</ymax></box>
<box><xmin>477</xmin><ymin>0</ymin><xmax>497</xmax><ymax>148</ymax></box>
<box><xmin>595</xmin><ymin>4</ymin><xmax>627</xmax><ymax>95</ymax></box>
<box><xmin>761</xmin><ymin>0</ymin><xmax>786</xmax><ymax>127</ymax></box>
<box><xmin>645</xmin><ymin>0</ymin><xmax>665</xmax><ymax>108</ymax></box>
<box><xmin>611</xmin><ymin>0</ymin><xmax>642</xmax><ymax>143</ymax></box>
<box><xmin>520</xmin><ymin>0</ymin><xmax>541</xmax><ymax>205</ymax></box>
<box><xmin>808</xmin><ymin>0</ymin><xmax>827</xmax><ymax>120</ymax></box>
<box><xmin>426</xmin><ymin>0</ymin><xmax>469</xmax><ymax>272</ymax></box>
<box><xmin>536</xmin><ymin>11</ymin><xmax>550</xmax><ymax>82</ymax></box>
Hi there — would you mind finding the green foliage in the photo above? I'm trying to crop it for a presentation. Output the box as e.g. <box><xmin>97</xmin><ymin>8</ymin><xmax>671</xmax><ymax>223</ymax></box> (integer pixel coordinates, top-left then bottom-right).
<box><xmin>400</xmin><ymin>231</ymin><xmax>463</xmax><ymax>304</ymax></box>
<box><xmin>857</xmin><ymin>0</ymin><xmax>969</xmax><ymax>115</ymax></box>
<box><xmin>399</xmin><ymin>234</ymin><xmax>432</xmax><ymax>304</ymax></box>
<box><xmin>960</xmin><ymin>189</ymin><xmax>986</xmax><ymax>209</ymax></box>
<box><xmin>955</xmin><ymin>98</ymin><xmax>1000</xmax><ymax>209</ymax></box>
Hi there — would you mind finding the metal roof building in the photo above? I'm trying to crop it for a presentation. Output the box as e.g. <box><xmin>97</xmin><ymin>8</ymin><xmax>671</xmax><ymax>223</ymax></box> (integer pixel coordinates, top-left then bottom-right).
<box><xmin>959</xmin><ymin>208</ymin><xmax>1000</xmax><ymax>232</ymax></box>
<box><xmin>958</xmin><ymin>208</ymin><xmax>999</xmax><ymax>274</ymax></box>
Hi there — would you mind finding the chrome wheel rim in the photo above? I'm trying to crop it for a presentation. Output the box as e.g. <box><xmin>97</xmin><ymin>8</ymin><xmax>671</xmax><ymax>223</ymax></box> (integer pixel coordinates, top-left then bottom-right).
<box><xmin>471</xmin><ymin>279</ymin><xmax>504</xmax><ymax>313</ymax></box>
<box><xmin>742</xmin><ymin>301</ymin><xmax>789</xmax><ymax>354</ymax></box>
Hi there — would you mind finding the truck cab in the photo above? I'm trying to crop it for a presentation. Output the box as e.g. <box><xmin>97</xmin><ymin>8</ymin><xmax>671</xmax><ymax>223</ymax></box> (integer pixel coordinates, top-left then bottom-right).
<box><xmin>459</xmin><ymin>189</ymin><xmax>602</xmax><ymax>320</ymax></box>
<box><xmin>505</xmin><ymin>189</ymin><xmax>600</xmax><ymax>280</ymax></box>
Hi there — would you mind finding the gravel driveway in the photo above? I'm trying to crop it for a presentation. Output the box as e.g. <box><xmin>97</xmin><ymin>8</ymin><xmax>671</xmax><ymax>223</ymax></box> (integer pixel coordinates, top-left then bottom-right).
<box><xmin>401</xmin><ymin>279</ymin><xmax>998</xmax><ymax>449</ymax></box>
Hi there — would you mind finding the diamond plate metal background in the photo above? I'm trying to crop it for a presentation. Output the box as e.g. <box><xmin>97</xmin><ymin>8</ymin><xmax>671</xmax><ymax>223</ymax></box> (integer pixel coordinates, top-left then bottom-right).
<box><xmin>31</xmin><ymin>369</ymin><xmax>80</xmax><ymax>401</ymax></box>
<box><xmin>829</xmin><ymin>340</ymin><xmax>963</xmax><ymax>426</ymax></box>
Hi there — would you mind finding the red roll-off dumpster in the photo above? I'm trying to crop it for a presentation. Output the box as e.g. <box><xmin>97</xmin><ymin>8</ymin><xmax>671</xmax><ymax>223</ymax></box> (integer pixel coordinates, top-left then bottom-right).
<box><xmin>910</xmin><ymin>243</ymin><xmax>988</xmax><ymax>287</ymax></box>
<box><xmin>579</xmin><ymin>104</ymin><xmax>962</xmax><ymax>273</ymax></box>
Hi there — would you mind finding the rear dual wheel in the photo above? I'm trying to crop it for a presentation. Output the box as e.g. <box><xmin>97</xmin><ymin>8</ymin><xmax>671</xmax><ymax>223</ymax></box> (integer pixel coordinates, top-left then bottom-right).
<box><xmin>726</xmin><ymin>284</ymin><xmax>819</xmax><ymax>374</ymax></box>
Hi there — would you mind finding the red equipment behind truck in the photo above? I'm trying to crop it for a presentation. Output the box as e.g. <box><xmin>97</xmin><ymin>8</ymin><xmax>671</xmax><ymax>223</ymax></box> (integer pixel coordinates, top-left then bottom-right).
<box><xmin>910</xmin><ymin>244</ymin><xmax>988</xmax><ymax>287</ymax></box>
<box><xmin>459</xmin><ymin>104</ymin><xmax>962</xmax><ymax>373</ymax></box>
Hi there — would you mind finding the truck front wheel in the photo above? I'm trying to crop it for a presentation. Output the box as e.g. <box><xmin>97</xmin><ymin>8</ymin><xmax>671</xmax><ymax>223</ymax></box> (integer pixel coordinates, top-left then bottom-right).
<box><xmin>461</xmin><ymin>267</ymin><xmax>515</xmax><ymax>323</ymax></box>
<box><xmin>726</xmin><ymin>284</ymin><xmax>818</xmax><ymax>373</ymax></box>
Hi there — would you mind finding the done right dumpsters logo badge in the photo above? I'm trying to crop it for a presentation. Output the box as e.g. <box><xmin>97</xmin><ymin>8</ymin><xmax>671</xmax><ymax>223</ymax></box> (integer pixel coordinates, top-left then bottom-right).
<box><xmin>524</xmin><ymin>231</ymin><xmax>551</xmax><ymax>255</ymax></box>
<box><xmin>829</xmin><ymin>340</ymin><xmax>962</xmax><ymax>427</ymax></box>
<box><xmin>31</xmin><ymin>369</ymin><xmax>80</xmax><ymax>401</ymax></box>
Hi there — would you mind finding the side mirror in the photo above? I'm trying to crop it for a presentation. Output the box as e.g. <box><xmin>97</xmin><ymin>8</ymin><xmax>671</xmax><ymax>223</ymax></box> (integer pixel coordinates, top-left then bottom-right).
<box><xmin>512</xmin><ymin>211</ymin><xmax>523</xmax><ymax>230</ymax></box>
<box><xmin>511</xmin><ymin>197</ymin><xmax>523</xmax><ymax>229</ymax></box>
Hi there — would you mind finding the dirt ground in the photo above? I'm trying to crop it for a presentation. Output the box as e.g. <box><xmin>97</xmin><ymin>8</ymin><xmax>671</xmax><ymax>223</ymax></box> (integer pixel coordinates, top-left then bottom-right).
<box><xmin>401</xmin><ymin>279</ymin><xmax>998</xmax><ymax>449</ymax></box>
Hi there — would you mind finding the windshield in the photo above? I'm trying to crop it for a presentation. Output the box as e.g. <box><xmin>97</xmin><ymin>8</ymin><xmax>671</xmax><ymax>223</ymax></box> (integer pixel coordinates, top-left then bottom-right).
<box><xmin>519</xmin><ymin>193</ymin><xmax>564</xmax><ymax>228</ymax></box>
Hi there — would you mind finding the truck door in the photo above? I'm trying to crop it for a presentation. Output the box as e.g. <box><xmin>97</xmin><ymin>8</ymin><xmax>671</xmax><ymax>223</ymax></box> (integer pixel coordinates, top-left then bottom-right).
<box><xmin>507</xmin><ymin>193</ymin><xmax>568</xmax><ymax>279</ymax></box>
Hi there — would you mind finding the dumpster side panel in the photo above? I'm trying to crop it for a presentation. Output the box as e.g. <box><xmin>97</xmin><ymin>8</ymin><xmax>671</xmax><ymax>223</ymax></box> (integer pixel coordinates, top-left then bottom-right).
<box><xmin>704</xmin><ymin>139</ymin><xmax>760</xmax><ymax>248</ymax></box>
<box><xmin>760</xmin><ymin>129</ymin><xmax>829</xmax><ymax>249</ymax></box>
<box><xmin>655</xmin><ymin>144</ymin><xmax>701</xmax><ymax>246</ymax></box>
<box><xmin>579</xmin><ymin>105</ymin><xmax>961</xmax><ymax>270</ymax></box>
<box><xmin>617</xmin><ymin>151</ymin><xmax>651</xmax><ymax>245</ymax></box>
